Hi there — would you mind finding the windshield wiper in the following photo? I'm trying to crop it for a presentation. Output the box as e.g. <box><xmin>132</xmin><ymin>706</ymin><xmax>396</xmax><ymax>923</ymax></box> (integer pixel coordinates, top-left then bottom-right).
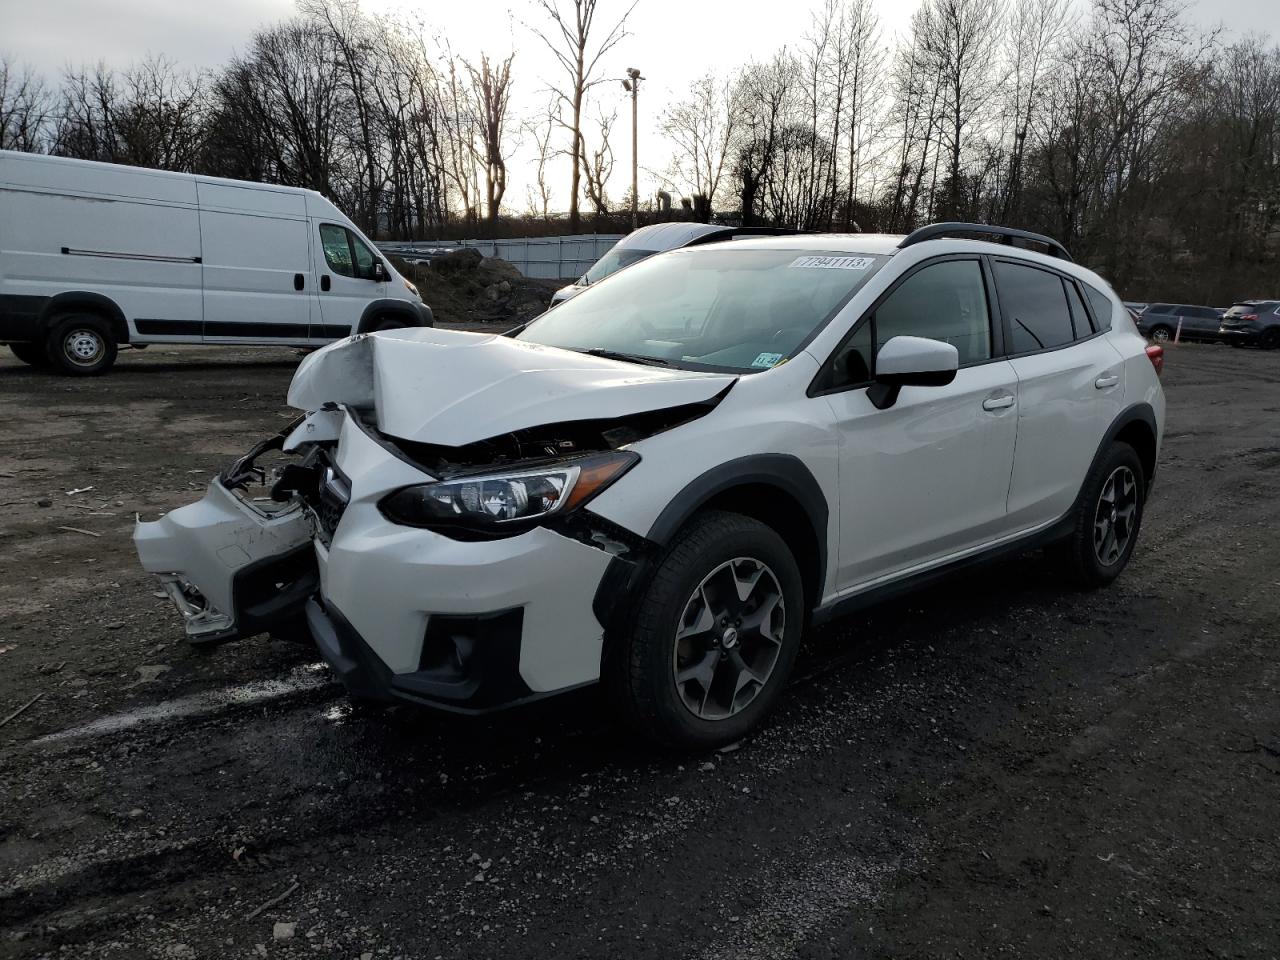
<box><xmin>581</xmin><ymin>348</ymin><xmax>670</xmax><ymax>367</ymax></box>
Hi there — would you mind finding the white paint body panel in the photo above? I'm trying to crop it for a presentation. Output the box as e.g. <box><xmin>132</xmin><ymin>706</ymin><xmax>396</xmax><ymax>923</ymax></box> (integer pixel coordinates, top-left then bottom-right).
<box><xmin>287</xmin><ymin>327</ymin><xmax>736</xmax><ymax>446</ymax></box>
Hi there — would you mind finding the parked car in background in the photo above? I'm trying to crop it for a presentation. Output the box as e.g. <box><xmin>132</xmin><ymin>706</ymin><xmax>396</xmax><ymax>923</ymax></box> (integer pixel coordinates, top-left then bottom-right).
<box><xmin>1218</xmin><ymin>300</ymin><xmax>1280</xmax><ymax>349</ymax></box>
<box><xmin>136</xmin><ymin>222</ymin><xmax>1164</xmax><ymax>748</ymax></box>
<box><xmin>1123</xmin><ymin>301</ymin><xmax>1148</xmax><ymax>314</ymax></box>
<box><xmin>1136</xmin><ymin>303</ymin><xmax>1224</xmax><ymax>343</ymax></box>
<box><xmin>0</xmin><ymin>151</ymin><xmax>432</xmax><ymax>375</ymax></box>
<box><xmin>549</xmin><ymin>223</ymin><xmax>801</xmax><ymax>307</ymax></box>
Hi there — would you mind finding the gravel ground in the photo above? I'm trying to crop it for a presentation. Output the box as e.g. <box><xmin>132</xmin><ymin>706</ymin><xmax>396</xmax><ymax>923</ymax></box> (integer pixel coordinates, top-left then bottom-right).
<box><xmin>0</xmin><ymin>338</ymin><xmax>1277</xmax><ymax>959</ymax></box>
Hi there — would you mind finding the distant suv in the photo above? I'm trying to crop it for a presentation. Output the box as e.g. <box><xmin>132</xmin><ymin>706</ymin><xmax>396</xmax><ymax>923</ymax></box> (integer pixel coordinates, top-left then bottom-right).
<box><xmin>1136</xmin><ymin>303</ymin><xmax>1223</xmax><ymax>343</ymax></box>
<box><xmin>1218</xmin><ymin>300</ymin><xmax>1280</xmax><ymax>349</ymax></box>
<box><xmin>137</xmin><ymin>222</ymin><xmax>1165</xmax><ymax>749</ymax></box>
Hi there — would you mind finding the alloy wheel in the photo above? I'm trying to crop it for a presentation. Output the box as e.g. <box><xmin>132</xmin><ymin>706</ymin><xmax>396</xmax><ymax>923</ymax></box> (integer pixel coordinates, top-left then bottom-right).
<box><xmin>1151</xmin><ymin>328</ymin><xmax>1170</xmax><ymax>342</ymax></box>
<box><xmin>672</xmin><ymin>557</ymin><xmax>785</xmax><ymax>721</ymax></box>
<box><xmin>1093</xmin><ymin>466</ymin><xmax>1138</xmax><ymax>567</ymax></box>
<box><xmin>63</xmin><ymin>328</ymin><xmax>105</xmax><ymax>366</ymax></box>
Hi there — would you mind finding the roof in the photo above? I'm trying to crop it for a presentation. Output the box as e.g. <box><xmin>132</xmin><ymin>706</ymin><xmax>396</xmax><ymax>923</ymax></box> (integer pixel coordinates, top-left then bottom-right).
<box><xmin>615</xmin><ymin>222</ymin><xmax>731</xmax><ymax>251</ymax></box>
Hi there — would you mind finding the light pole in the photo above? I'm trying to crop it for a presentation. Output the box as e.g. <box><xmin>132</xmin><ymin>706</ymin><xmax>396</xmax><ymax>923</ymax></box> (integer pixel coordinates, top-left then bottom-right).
<box><xmin>623</xmin><ymin>67</ymin><xmax>642</xmax><ymax>231</ymax></box>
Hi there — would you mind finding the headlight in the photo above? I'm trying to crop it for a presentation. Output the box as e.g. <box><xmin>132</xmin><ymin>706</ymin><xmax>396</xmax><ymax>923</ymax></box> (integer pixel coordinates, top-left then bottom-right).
<box><xmin>379</xmin><ymin>451</ymin><xmax>638</xmax><ymax>536</ymax></box>
<box><xmin>402</xmin><ymin>277</ymin><xmax>420</xmax><ymax>298</ymax></box>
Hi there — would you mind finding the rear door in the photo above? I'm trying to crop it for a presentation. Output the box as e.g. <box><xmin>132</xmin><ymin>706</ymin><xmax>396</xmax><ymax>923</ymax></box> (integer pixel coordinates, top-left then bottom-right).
<box><xmin>197</xmin><ymin>181</ymin><xmax>312</xmax><ymax>342</ymax></box>
<box><xmin>996</xmin><ymin>259</ymin><xmax>1125</xmax><ymax>530</ymax></box>
<box><xmin>312</xmin><ymin>222</ymin><xmax>389</xmax><ymax>339</ymax></box>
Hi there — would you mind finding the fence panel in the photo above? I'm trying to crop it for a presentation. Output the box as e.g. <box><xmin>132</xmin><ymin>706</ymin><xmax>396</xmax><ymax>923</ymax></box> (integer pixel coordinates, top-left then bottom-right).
<box><xmin>377</xmin><ymin>234</ymin><xmax>624</xmax><ymax>281</ymax></box>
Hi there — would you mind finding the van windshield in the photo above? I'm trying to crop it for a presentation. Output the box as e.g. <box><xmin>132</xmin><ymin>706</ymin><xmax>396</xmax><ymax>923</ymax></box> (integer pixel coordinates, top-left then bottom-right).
<box><xmin>520</xmin><ymin>247</ymin><xmax>887</xmax><ymax>373</ymax></box>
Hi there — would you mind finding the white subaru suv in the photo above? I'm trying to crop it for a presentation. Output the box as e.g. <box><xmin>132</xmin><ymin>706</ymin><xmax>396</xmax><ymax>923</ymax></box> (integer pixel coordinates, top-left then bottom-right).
<box><xmin>135</xmin><ymin>223</ymin><xmax>1165</xmax><ymax>749</ymax></box>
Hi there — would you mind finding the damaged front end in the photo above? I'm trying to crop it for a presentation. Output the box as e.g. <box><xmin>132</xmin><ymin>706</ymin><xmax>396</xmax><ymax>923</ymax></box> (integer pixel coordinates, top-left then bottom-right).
<box><xmin>133</xmin><ymin>415</ymin><xmax>334</xmax><ymax>646</ymax></box>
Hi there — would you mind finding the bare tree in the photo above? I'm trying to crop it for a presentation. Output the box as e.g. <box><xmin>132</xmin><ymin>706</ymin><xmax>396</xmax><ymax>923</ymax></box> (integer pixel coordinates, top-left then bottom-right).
<box><xmin>530</xmin><ymin>0</ymin><xmax>637</xmax><ymax>232</ymax></box>
<box><xmin>660</xmin><ymin>73</ymin><xmax>738</xmax><ymax>209</ymax></box>
<box><xmin>0</xmin><ymin>58</ymin><xmax>53</xmax><ymax>152</ymax></box>
<box><xmin>523</xmin><ymin>97</ymin><xmax>559</xmax><ymax>220</ymax></box>
<box><xmin>913</xmin><ymin>0</ymin><xmax>1007</xmax><ymax>219</ymax></box>
<box><xmin>581</xmin><ymin>106</ymin><xmax>617</xmax><ymax>218</ymax></box>
<box><xmin>465</xmin><ymin>53</ymin><xmax>516</xmax><ymax>223</ymax></box>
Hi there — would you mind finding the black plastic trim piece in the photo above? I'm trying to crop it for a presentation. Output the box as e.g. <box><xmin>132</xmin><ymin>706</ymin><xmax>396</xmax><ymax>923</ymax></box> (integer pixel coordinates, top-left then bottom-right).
<box><xmin>39</xmin><ymin>291</ymin><xmax>131</xmax><ymax>344</ymax></box>
<box><xmin>0</xmin><ymin>294</ymin><xmax>48</xmax><ymax>343</ymax></box>
<box><xmin>306</xmin><ymin>598</ymin><xmax>540</xmax><ymax>713</ymax></box>
<box><xmin>899</xmin><ymin>222</ymin><xmax>1072</xmax><ymax>261</ymax></box>
<box><xmin>134</xmin><ymin>318</ymin><xmax>201</xmax><ymax>336</ymax></box>
<box><xmin>61</xmin><ymin>246</ymin><xmax>201</xmax><ymax>264</ymax></box>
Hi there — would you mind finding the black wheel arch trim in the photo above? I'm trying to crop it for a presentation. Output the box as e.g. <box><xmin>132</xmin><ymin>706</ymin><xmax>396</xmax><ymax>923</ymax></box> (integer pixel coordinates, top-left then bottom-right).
<box><xmin>40</xmin><ymin>291</ymin><xmax>130</xmax><ymax>344</ymax></box>
<box><xmin>1084</xmin><ymin>401</ymin><xmax>1158</xmax><ymax>496</ymax></box>
<box><xmin>592</xmin><ymin>454</ymin><xmax>830</xmax><ymax>657</ymax></box>
<box><xmin>355</xmin><ymin>299</ymin><xmax>434</xmax><ymax>334</ymax></box>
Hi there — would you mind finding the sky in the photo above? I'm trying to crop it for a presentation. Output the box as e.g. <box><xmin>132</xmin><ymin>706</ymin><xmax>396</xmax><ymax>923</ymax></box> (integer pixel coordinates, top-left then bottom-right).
<box><xmin>2</xmin><ymin>0</ymin><xmax>1276</xmax><ymax>216</ymax></box>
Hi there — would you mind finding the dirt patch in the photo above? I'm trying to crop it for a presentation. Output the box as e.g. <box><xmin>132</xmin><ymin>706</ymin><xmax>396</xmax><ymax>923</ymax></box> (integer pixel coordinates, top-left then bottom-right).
<box><xmin>391</xmin><ymin>248</ymin><xmax>562</xmax><ymax>326</ymax></box>
<box><xmin>0</xmin><ymin>342</ymin><xmax>1278</xmax><ymax>959</ymax></box>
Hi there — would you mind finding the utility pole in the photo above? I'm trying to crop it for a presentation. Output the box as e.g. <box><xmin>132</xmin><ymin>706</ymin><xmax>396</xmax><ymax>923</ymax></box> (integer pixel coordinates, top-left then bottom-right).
<box><xmin>623</xmin><ymin>67</ymin><xmax>643</xmax><ymax>231</ymax></box>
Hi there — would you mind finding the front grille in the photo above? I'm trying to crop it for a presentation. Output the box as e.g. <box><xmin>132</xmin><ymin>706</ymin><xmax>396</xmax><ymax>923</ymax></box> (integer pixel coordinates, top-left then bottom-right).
<box><xmin>313</xmin><ymin>458</ymin><xmax>350</xmax><ymax>547</ymax></box>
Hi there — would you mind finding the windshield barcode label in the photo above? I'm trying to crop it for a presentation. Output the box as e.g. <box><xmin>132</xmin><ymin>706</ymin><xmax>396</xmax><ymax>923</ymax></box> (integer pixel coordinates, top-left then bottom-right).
<box><xmin>788</xmin><ymin>256</ymin><xmax>874</xmax><ymax>270</ymax></box>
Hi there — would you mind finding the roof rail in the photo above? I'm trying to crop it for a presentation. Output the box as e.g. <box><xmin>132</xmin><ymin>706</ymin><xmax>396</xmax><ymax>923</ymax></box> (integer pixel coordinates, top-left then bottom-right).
<box><xmin>898</xmin><ymin>222</ymin><xmax>1072</xmax><ymax>261</ymax></box>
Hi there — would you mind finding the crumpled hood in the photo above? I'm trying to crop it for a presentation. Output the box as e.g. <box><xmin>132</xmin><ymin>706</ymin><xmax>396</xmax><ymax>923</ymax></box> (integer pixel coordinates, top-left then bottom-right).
<box><xmin>286</xmin><ymin>328</ymin><xmax>736</xmax><ymax>446</ymax></box>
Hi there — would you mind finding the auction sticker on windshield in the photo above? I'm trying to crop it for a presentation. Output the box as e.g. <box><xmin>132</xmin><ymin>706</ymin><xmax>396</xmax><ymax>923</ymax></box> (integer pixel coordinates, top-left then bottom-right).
<box><xmin>788</xmin><ymin>256</ymin><xmax>874</xmax><ymax>270</ymax></box>
<box><xmin>752</xmin><ymin>352</ymin><xmax>784</xmax><ymax>368</ymax></box>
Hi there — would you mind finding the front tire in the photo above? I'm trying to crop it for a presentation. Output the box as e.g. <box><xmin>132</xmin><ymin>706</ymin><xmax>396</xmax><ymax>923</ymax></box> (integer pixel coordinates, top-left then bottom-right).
<box><xmin>46</xmin><ymin>314</ymin><xmax>118</xmax><ymax>376</ymax></box>
<box><xmin>1055</xmin><ymin>442</ymin><xmax>1145</xmax><ymax>588</ymax></box>
<box><xmin>1148</xmin><ymin>325</ymin><xmax>1172</xmax><ymax>343</ymax></box>
<box><xmin>9</xmin><ymin>342</ymin><xmax>49</xmax><ymax>367</ymax></box>
<box><xmin>608</xmin><ymin>511</ymin><xmax>804</xmax><ymax>749</ymax></box>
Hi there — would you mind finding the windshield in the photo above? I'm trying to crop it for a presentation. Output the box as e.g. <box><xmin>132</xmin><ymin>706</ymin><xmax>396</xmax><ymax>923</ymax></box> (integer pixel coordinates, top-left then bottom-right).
<box><xmin>580</xmin><ymin>247</ymin><xmax>656</xmax><ymax>285</ymax></box>
<box><xmin>520</xmin><ymin>247</ymin><xmax>888</xmax><ymax>373</ymax></box>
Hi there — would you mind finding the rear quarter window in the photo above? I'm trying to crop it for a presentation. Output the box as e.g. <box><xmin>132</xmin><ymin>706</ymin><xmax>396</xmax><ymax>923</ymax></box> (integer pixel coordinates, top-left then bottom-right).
<box><xmin>1083</xmin><ymin>284</ymin><xmax>1115</xmax><ymax>331</ymax></box>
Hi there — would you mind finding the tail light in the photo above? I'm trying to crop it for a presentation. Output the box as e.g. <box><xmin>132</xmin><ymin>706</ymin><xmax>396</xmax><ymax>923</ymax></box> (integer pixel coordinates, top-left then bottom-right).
<box><xmin>1242</xmin><ymin>313</ymin><xmax>1258</xmax><ymax>321</ymax></box>
<box><xmin>1145</xmin><ymin>344</ymin><xmax>1164</xmax><ymax>377</ymax></box>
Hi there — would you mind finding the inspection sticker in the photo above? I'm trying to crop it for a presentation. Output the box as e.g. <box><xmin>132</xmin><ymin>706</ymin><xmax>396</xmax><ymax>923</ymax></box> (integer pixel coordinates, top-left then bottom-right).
<box><xmin>788</xmin><ymin>255</ymin><xmax>873</xmax><ymax>270</ymax></box>
<box><xmin>752</xmin><ymin>352</ymin><xmax>784</xmax><ymax>368</ymax></box>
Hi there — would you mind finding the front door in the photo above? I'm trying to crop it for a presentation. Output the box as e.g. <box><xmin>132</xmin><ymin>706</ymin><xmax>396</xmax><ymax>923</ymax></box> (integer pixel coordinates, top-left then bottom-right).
<box><xmin>313</xmin><ymin>222</ymin><xmax>388</xmax><ymax>341</ymax></box>
<box><xmin>818</xmin><ymin>257</ymin><xmax>1020</xmax><ymax>591</ymax></box>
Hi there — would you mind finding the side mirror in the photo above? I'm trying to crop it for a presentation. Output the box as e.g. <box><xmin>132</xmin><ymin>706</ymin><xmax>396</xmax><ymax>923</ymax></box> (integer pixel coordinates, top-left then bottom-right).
<box><xmin>373</xmin><ymin>260</ymin><xmax>387</xmax><ymax>282</ymax></box>
<box><xmin>867</xmin><ymin>335</ymin><xmax>959</xmax><ymax>409</ymax></box>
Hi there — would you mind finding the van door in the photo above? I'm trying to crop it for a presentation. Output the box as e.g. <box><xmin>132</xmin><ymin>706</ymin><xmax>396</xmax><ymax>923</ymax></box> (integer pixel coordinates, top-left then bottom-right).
<box><xmin>197</xmin><ymin>181</ymin><xmax>312</xmax><ymax>342</ymax></box>
<box><xmin>312</xmin><ymin>222</ymin><xmax>389</xmax><ymax>339</ymax></box>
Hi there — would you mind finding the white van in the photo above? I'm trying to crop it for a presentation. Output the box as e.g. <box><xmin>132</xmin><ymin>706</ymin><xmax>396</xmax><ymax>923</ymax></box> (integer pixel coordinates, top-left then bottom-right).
<box><xmin>0</xmin><ymin>151</ymin><xmax>432</xmax><ymax>375</ymax></box>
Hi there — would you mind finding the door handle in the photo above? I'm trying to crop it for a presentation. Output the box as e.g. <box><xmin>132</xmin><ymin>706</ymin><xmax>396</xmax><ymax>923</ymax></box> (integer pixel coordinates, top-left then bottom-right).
<box><xmin>1094</xmin><ymin>374</ymin><xmax>1119</xmax><ymax>389</ymax></box>
<box><xmin>320</xmin><ymin>275</ymin><xmax>331</xmax><ymax>292</ymax></box>
<box><xmin>294</xmin><ymin>273</ymin><xmax>305</xmax><ymax>291</ymax></box>
<box><xmin>982</xmin><ymin>394</ymin><xmax>1015</xmax><ymax>411</ymax></box>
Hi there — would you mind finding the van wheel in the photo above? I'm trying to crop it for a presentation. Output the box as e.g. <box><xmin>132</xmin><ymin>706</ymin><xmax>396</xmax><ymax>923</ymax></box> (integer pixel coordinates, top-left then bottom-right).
<box><xmin>46</xmin><ymin>314</ymin><xmax>118</xmax><ymax>376</ymax></box>
<box><xmin>1053</xmin><ymin>442</ymin><xmax>1145</xmax><ymax>588</ymax></box>
<box><xmin>608</xmin><ymin>510</ymin><xmax>804</xmax><ymax>749</ymax></box>
<box><xmin>9</xmin><ymin>342</ymin><xmax>49</xmax><ymax>367</ymax></box>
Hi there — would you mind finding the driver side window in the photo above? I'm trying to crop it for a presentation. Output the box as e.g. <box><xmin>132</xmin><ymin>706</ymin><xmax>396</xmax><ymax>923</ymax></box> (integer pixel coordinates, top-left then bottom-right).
<box><xmin>822</xmin><ymin>259</ymin><xmax>991</xmax><ymax>391</ymax></box>
<box><xmin>874</xmin><ymin>259</ymin><xmax>991</xmax><ymax>364</ymax></box>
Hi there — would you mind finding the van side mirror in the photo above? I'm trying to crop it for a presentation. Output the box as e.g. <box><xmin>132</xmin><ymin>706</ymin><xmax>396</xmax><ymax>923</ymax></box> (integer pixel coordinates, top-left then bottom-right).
<box><xmin>867</xmin><ymin>336</ymin><xmax>959</xmax><ymax>410</ymax></box>
<box><xmin>373</xmin><ymin>260</ymin><xmax>387</xmax><ymax>282</ymax></box>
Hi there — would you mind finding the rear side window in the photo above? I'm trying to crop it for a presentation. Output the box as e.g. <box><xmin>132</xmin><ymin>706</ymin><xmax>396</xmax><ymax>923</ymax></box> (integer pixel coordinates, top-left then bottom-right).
<box><xmin>994</xmin><ymin>261</ymin><xmax>1074</xmax><ymax>353</ymax></box>
<box><xmin>1192</xmin><ymin>306</ymin><xmax>1220</xmax><ymax>319</ymax></box>
<box><xmin>1063</xmin><ymin>279</ymin><xmax>1094</xmax><ymax>337</ymax></box>
<box><xmin>1083</xmin><ymin>284</ymin><xmax>1115</xmax><ymax>331</ymax></box>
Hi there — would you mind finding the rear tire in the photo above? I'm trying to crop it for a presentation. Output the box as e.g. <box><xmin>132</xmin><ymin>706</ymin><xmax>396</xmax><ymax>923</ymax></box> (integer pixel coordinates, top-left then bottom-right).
<box><xmin>9</xmin><ymin>342</ymin><xmax>49</xmax><ymax>367</ymax></box>
<box><xmin>46</xmin><ymin>314</ymin><xmax>118</xmax><ymax>376</ymax></box>
<box><xmin>1053</xmin><ymin>442</ymin><xmax>1145</xmax><ymax>589</ymax></box>
<box><xmin>1260</xmin><ymin>329</ymin><xmax>1280</xmax><ymax>350</ymax></box>
<box><xmin>607</xmin><ymin>510</ymin><xmax>804</xmax><ymax>750</ymax></box>
<box><xmin>1148</xmin><ymin>325</ymin><xmax>1172</xmax><ymax>343</ymax></box>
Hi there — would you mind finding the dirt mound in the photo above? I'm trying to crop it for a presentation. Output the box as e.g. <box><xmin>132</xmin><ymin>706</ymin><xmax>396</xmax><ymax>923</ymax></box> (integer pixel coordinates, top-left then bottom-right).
<box><xmin>389</xmin><ymin>251</ymin><xmax>561</xmax><ymax>326</ymax></box>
